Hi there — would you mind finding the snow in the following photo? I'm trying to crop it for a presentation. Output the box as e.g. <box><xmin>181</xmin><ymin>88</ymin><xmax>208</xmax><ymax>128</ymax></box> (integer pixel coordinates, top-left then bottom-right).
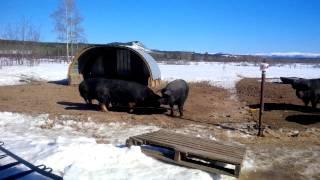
<box><xmin>0</xmin><ymin>60</ymin><xmax>320</xmax><ymax>179</ymax></box>
<box><xmin>0</xmin><ymin>62</ymin><xmax>69</xmax><ymax>85</ymax></box>
<box><xmin>0</xmin><ymin>112</ymin><xmax>219</xmax><ymax>180</ymax></box>
<box><xmin>240</xmin><ymin>146</ymin><xmax>320</xmax><ymax>179</ymax></box>
<box><xmin>159</xmin><ymin>62</ymin><xmax>320</xmax><ymax>89</ymax></box>
<box><xmin>125</xmin><ymin>42</ymin><xmax>152</xmax><ymax>52</ymax></box>
<box><xmin>1</xmin><ymin>61</ymin><xmax>319</xmax><ymax>89</ymax></box>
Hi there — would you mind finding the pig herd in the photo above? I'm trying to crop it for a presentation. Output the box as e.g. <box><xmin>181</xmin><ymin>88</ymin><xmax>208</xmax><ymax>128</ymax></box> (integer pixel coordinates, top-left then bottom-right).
<box><xmin>79</xmin><ymin>76</ymin><xmax>319</xmax><ymax>117</ymax></box>
<box><xmin>79</xmin><ymin>78</ymin><xmax>189</xmax><ymax>117</ymax></box>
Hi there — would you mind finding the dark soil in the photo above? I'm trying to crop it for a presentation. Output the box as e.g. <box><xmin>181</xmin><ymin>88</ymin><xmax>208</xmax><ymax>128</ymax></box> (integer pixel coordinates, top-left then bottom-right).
<box><xmin>0</xmin><ymin>81</ymin><xmax>249</xmax><ymax>128</ymax></box>
<box><xmin>236</xmin><ymin>78</ymin><xmax>320</xmax><ymax>129</ymax></box>
<box><xmin>0</xmin><ymin>78</ymin><xmax>319</xmax><ymax>131</ymax></box>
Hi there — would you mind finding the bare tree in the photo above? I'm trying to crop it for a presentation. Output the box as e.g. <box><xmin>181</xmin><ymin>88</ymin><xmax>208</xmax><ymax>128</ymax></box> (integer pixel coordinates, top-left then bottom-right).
<box><xmin>51</xmin><ymin>0</ymin><xmax>85</xmax><ymax>62</ymax></box>
<box><xmin>1</xmin><ymin>18</ymin><xmax>41</xmax><ymax>42</ymax></box>
<box><xmin>0</xmin><ymin>17</ymin><xmax>41</xmax><ymax>65</ymax></box>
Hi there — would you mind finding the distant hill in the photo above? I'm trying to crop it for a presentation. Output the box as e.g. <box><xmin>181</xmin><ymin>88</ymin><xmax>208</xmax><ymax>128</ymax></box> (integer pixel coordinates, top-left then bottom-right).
<box><xmin>254</xmin><ymin>52</ymin><xmax>320</xmax><ymax>59</ymax></box>
<box><xmin>0</xmin><ymin>39</ymin><xmax>320</xmax><ymax>64</ymax></box>
<box><xmin>0</xmin><ymin>39</ymin><xmax>89</xmax><ymax>59</ymax></box>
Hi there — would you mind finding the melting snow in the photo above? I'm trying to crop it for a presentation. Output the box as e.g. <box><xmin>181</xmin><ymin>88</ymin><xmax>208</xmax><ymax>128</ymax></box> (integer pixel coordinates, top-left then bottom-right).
<box><xmin>0</xmin><ymin>60</ymin><xmax>320</xmax><ymax>179</ymax></box>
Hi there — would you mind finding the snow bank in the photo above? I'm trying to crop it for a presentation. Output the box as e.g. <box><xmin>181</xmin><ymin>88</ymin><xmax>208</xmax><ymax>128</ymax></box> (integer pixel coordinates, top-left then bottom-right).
<box><xmin>1</xmin><ymin>61</ymin><xmax>320</xmax><ymax>179</ymax></box>
<box><xmin>0</xmin><ymin>62</ymin><xmax>69</xmax><ymax>85</ymax></box>
<box><xmin>0</xmin><ymin>61</ymin><xmax>319</xmax><ymax>89</ymax></box>
<box><xmin>0</xmin><ymin>112</ymin><xmax>222</xmax><ymax>180</ymax></box>
<box><xmin>159</xmin><ymin>62</ymin><xmax>320</xmax><ymax>89</ymax></box>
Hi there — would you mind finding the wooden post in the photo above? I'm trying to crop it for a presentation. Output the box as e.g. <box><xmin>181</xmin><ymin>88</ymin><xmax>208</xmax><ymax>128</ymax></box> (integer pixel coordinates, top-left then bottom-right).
<box><xmin>235</xmin><ymin>165</ymin><xmax>241</xmax><ymax>177</ymax></box>
<box><xmin>258</xmin><ymin>71</ymin><xmax>265</xmax><ymax>136</ymax></box>
<box><xmin>174</xmin><ymin>151</ymin><xmax>181</xmax><ymax>161</ymax></box>
<box><xmin>258</xmin><ymin>62</ymin><xmax>268</xmax><ymax>137</ymax></box>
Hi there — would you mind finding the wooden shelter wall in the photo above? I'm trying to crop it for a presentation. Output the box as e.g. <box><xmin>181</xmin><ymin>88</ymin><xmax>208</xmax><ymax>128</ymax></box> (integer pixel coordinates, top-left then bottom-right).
<box><xmin>79</xmin><ymin>47</ymin><xmax>150</xmax><ymax>85</ymax></box>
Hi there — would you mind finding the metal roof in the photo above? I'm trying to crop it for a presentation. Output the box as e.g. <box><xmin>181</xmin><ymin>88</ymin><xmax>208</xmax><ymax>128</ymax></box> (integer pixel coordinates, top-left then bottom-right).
<box><xmin>75</xmin><ymin>45</ymin><xmax>161</xmax><ymax>81</ymax></box>
<box><xmin>129</xmin><ymin>48</ymin><xmax>161</xmax><ymax>80</ymax></box>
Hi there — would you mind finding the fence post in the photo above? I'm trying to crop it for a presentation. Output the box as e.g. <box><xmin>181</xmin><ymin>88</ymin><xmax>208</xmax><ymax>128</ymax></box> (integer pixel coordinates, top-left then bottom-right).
<box><xmin>258</xmin><ymin>62</ymin><xmax>269</xmax><ymax>137</ymax></box>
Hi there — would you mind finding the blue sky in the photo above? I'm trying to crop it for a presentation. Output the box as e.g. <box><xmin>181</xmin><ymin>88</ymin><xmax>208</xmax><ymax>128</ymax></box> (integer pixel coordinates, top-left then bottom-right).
<box><xmin>0</xmin><ymin>0</ymin><xmax>320</xmax><ymax>54</ymax></box>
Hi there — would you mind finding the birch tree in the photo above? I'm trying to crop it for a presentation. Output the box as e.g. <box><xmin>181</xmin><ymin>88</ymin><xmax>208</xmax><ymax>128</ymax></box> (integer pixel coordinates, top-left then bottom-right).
<box><xmin>1</xmin><ymin>18</ymin><xmax>41</xmax><ymax>64</ymax></box>
<box><xmin>1</xmin><ymin>18</ymin><xmax>41</xmax><ymax>42</ymax></box>
<box><xmin>51</xmin><ymin>0</ymin><xmax>85</xmax><ymax>62</ymax></box>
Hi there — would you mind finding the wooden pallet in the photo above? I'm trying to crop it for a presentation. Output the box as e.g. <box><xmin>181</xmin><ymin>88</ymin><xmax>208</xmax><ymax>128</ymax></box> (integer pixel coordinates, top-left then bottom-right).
<box><xmin>126</xmin><ymin>130</ymin><xmax>246</xmax><ymax>177</ymax></box>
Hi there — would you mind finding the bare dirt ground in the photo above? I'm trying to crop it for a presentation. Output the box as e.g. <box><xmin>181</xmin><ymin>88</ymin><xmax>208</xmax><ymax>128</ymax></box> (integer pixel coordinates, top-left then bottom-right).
<box><xmin>236</xmin><ymin>78</ymin><xmax>320</xmax><ymax>130</ymax></box>
<box><xmin>0</xmin><ymin>81</ymin><xmax>250</xmax><ymax>128</ymax></box>
<box><xmin>1</xmin><ymin>79</ymin><xmax>319</xmax><ymax>179</ymax></box>
<box><xmin>0</xmin><ymin>79</ymin><xmax>319</xmax><ymax>142</ymax></box>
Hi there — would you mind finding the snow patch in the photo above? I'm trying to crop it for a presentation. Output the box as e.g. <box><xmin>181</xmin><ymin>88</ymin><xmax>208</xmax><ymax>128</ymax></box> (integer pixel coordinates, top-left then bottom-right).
<box><xmin>0</xmin><ymin>62</ymin><xmax>69</xmax><ymax>85</ymax></box>
<box><xmin>0</xmin><ymin>61</ymin><xmax>319</xmax><ymax>90</ymax></box>
<box><xmin>159</xmin><ymin>62</ymin><xmax>320</xmax><ymax>89</ymax></box>
<box><xmin>0</xmin><ymin>112</ymin><xmax>218</xmax><ymax>179</ymax></box>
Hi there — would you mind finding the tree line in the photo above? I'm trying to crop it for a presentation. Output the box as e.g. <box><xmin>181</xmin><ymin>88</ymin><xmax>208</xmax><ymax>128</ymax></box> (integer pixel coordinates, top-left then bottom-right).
<box><xmin>0</xmin><ymin>0</ymin><xmax>85</xmax><ymax>65</ymax></box>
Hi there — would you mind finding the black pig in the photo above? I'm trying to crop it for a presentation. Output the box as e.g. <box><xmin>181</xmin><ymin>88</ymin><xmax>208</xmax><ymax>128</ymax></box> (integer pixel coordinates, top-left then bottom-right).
<box><xmin>79</xmin><ymin>78</ymin><xmax>160</xmax><ymax>112</ymax></box>
<box><xmin>292</xmin><ymin>78</ymin><xmax>320</xmax><ymax>91</ymax></box>
<box><xmin>281</xmin><ymin>77</ymin><xmax>320</xmax><ymax>108</ymax></box>
<box><xmin>79</xmin><ymin>78</ymin><xmax>112</xmax><ymax>111</ymax></box>
<box><xmin>159</xmin><ymin>79</ymin><xmax>189</xmax><ymax>117</ymax></box>
<box><xmin>296</xmin><ymin>89</ymin><xmax>320</xmax><ymax>108</ymax></box>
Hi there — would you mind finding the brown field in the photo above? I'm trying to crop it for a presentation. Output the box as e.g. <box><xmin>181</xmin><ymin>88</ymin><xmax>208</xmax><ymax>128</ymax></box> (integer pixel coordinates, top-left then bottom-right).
<box><xmin>237</xmin><ymin>78</ymin><xmax>320</xmax><ymax>129</ymax></box>
<box><xmin>0</xmin><ymin>79</ymin><xmax>319</xmax><ymax>141</ymax></box>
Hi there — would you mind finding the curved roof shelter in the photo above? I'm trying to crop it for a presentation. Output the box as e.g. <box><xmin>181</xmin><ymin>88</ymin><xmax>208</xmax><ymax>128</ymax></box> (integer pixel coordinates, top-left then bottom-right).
<box><xmin>68</xmin><ymin>45</ymin><xmax>161</xmax><ymax>87</ymax></box>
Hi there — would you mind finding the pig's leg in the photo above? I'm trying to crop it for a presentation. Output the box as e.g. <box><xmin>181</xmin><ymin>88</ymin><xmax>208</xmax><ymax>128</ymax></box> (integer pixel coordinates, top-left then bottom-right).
<box><xmin>88</xmin><ymin>99</ymin><xmax>93</xmax><ymax>104</ymax></box>
<box><xmin>128</xmin><ymin>102</ymin><xmax>136</xmax><ymax>113</ymax></box>
<box><xmin>302</xmin><ymin>98</ymin><xmax>309</xmax><ymax>107</ymax></box>
<box><xmin>100</xmin><ymin>103</ymin><xmax>108</xmax><ymax>112</ymax></box>
<box><xmin>311</xmin><ymin>100</ymin><xmax>317</xmax><ymax>108</ymax></box>
<box><xmin>169</xmin><ymin>103</ymin><xmax>174</xmax><ymax>116</ymax></box>
<box><xmin>178</xmin><ymin>105</ymin><xmax>184</xmax><ymax>117</ymax></box>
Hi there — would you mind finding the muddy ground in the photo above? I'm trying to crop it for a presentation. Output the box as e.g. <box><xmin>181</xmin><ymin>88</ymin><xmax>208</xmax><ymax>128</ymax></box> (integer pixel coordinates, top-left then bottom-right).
<box><xmin>0</xmin><ymin>78</ymin><xmax>319</xmax><ymax>179</ymax></box>
<box><xmin>236</xmin><ymin>78</ymin><xmax>320</xmax><ymax>130</ymax></box>
<box><xmin>0</xmin><ymin>78</ymin><xmax>319</xmax><ymax>141</ymax></box>
<box><xmin>0</xmin><ymin>81</ymin><xmax>249</xmax><ymax>128</ymax></box>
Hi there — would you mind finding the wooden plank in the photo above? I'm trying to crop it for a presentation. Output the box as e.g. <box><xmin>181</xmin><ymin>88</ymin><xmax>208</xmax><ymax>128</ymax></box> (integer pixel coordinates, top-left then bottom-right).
<box><xmin>140</xmin><ymin>136</ymin><xmax>243</xmax><ymax>163</ymax></box>
<box><xmin>135</xmin><ymin>130</ymin><xmax>245</xmax><ymax>153</ymax></box>
<box><xmin>135</xmin><ymin>133</ymin><xmax>238</xmax><ymax>152</ymax></box>
<box><xmin>136</xmin><ymin>130</ymin><xmax>246</xmax><ymax>155</ymax></box>
<box><xmin>174</xmin><ymin>151</ymin><xmax>181</xmax><ymax>161</ymax></box>
<box><xmin>135</xmin><ymin>133</ymin><xmax>245</xmax><ymax>158</ymax></box>
<box><xmin>131</xmin><ymin>135</ymin><xmax>243</xmax><ymax>165</ymax></box>
<box><xmin>127</xmin><ymin>130</ymin><xmax>246</xmax><ymax>177</ymax></box>
<box><xmin>130</xmin><ymin>137</ymin><xmax>144</xmax><ymax>146</ymax></box>
<box><xmin>153</xmin><ymin>130</ymin><xmax>245</xmax><ymax>152</ymax></box>
<box><xmin>146</xmin><ymin>130</ymin><xmax>243</xmax><ymax>149</ymax></box>
<box><xmin>136</xmin><ymin>133</ymin><xmax>244</xmax><ymax>157</ymax></box>
<box><xmin>132</xmin><ymin>135</ymin><xmax>244</xmax><ymax>164</ymax></box>
<box><xmin>132</xmin><ymin>134</ymin><xmax>244</xmax><ymax>161</ymax></box>
<box><xmin>141</xmin><ymin>147</ymin><xmax>237</xmax><ymax>177</ymax></box>
<box><xmin>235</xmin><ymin>165</ymin><xmax>241</xmax><ymax>177</ymax></box>
<box><xmin>142</xmin><ymin>138</ymin><xmax>242</xmax><ymax>165</ymax></box>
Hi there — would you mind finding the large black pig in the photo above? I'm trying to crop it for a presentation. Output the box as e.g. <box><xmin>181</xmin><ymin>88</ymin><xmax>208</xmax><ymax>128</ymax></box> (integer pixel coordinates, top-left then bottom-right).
<box><xmin>79</xmin><ymin>78</ymin><xmax>160</xmax><ymax>112</ymax></box>
<box><xmin>292</xmin><ymin>78</ymin><xmax>320</xmax><ymax>91</ymax></box>
<box><xmin>281</xmin><ymin>77</ymin><xmax>320</xmax><ymax>108</ymax></box>
<box><xmin>292</xmin><ymin>78</ymin><xmax>320</xmax><ymax>108</ymax></box>
<box><xmin>159</xmin><ymin>79</ymin><xmax>189</xmax><ymax>117</ymax></box>
<box><xmin>79</xmin><ymin>78</ymin><xmax>112</xmax><ymax>111</ymax></box>
<box><xmin>296</xmin><ymin>89</ymin><xmax>320</xmax><ymax>108</ymax></box>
